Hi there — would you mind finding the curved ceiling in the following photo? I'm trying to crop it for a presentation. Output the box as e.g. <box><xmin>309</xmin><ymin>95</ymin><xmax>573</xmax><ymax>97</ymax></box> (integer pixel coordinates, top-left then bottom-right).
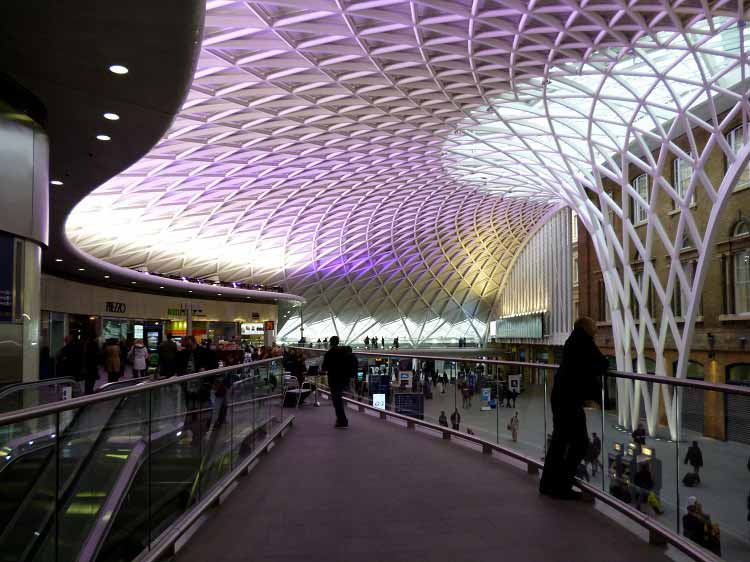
<box><xmin>65</xmin><ymin>1</ymin><xmax>744</xmax><ymax>342</ymax></box>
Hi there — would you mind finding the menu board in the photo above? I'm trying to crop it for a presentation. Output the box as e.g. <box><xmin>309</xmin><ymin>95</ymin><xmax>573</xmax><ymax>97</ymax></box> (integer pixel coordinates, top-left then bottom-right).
<box><xmin>395</xmin><ymin>393</ymin><xmax>424</xmax><ymax>420</ymax></box>
<box><xmin>241</xmin><ymin>322</ymin><xmax>265</xmax><ymax>335</ymax></box>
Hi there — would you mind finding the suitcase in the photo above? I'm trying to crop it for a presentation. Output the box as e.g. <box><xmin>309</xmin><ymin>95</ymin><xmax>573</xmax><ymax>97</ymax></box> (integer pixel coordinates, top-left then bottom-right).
<box><xmin>682</xmin><ymin>472</ymin><xmax>700</xmax><ymax>487</ymax></box>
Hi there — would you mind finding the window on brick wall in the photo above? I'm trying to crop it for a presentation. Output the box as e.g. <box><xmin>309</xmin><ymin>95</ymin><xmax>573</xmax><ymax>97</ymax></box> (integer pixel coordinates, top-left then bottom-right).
<box><xmin>732</xmin><ymin>220</ymin><xmax>750</xmax><ymax>314</ymax></box>
<box><xmin>727</xmin><ymin>126</ymin><xmax>750</xmax><ymax>191</ymax></box>
<box><xmin>673</xmin><ymin>155</ymin><xmax>696</xmax><ymax>207</ymax></box>
<box><xmin>632</xmin><ymin>174</ymin><xmax>649</xmax><ymax>224</ymax></box>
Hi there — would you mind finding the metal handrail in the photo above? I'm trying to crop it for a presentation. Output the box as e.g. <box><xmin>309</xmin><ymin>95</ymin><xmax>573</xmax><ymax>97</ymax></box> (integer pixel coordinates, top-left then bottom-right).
<box><xmin>292</xmin><ymin>346</ymin><xmax>750</xmax><ymax>397</ymax></box>
<box><xmin>318</xmin><ymin>388</ymin><xmax>722</xmax><ymax>562</ymax></box>
<box><xmin>0</xmin><ymin>357</ymin><xmax>282</xmax><ymax>426</ymax></box>
<box><xmin>0</xmin><ymin>376</ymin><xmax>77</xmax><ymax>400</ymax></box>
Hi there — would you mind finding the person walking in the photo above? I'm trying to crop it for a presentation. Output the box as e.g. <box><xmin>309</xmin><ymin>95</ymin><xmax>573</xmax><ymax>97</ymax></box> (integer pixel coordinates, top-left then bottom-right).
<box><xmin>508</xmin><ymin>411</ymin><xmax>519</xmax><ymax>443</ymax></box>
<box><xmin>321</xmin><ymin>336</ymin><xmax>356</xmax><ymax>428</ymax></box>
<box><xmin>632</xmin><ymin>423</ymin><xmax>647</xmax><ymax>446</ymax></box>
<box><xmin>83</xmin><ymin>335</ymin><xmax>101</xmax><ymax>395</ymax></box>
<box><xmin>438</xmin><ymin>411</ymin><xmax>448</xmax><ymax>427</ymax></box>
<box><xmin>684</xmin><ymin>441</ymin><xmax>704</xmax><ymax>474</ymax></box>
<box><xmin>56</xmin><ymin>336</ymin><xmax>82</xmax><ymax>382</ymax></box>
<box><xmin>587</xmin><ymin>432</ymin><xmax>602</xmax><ymax>476</ymax></box>
<box><xmin>129</xmin><ymin>339</ymin><xmax>150</xmax><ymax>379</ymax></box>
<box><xmin>381</xmin><ymin>336</ymin><xmax>385</xmax><ymax>349</ymax></box>
<box><xmin>539</xmin><ymin>317</ymin><xmax>608</xmax><ymax>500</ymax></box>
<box><xmin>450</xmin><ymin>408</ymin><xmax>461</xmax><ymax>431</ymax></box>
<box><xmin>103</xmin><ymin>338</ymin><xmax>121</xmax><ymax>383</ymax></box>
<box><xmin>364</xmin><ymin>336</ymin><xmax>370</xmax><ymax>349</ymax></box>
<box><xmin>158</xmin><ymin>333</ymin><xmax>178</xmax><ymax>378</ymax></box>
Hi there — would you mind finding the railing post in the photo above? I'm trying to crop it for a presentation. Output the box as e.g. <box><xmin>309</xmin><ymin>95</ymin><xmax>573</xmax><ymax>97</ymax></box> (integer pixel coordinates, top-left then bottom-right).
<box><xmin>358</xmin><ymin>404</ymin><xmax>365</xmax><ymax>412</ymax></box>
<box><xmin>407</xmin><ymin>420</ymin><xmax>415</xmax><ymax>429</ymax></box>
<box><xmin>442</xmin><ymin>431</ymin><xmax>451</xmax><ymax>440</ymax></box>
<box><xmin>379</xmin><ymin>411</ymin><xmax>386</xmax><ymax>419</ymax></box>
<box><xmin>527</xmin><ymin>463</ymin><xmax>539</xmax><ymax>476</ymax></box>
<box><xmin>482</xmin><ymin>444</ymin><xmax>492</xmax><ymax>455</ymax></box>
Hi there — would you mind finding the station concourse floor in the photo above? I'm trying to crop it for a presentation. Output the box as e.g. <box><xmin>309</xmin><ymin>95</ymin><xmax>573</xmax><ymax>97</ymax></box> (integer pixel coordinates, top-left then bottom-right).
<box><xmin>176</xmin><ymin>403</ymin><xmax>674</xmax><ymax>562</ymax></box>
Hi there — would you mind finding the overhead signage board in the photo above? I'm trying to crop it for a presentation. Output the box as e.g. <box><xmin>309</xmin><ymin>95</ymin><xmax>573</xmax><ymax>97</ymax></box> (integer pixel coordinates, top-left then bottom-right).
<box><xmin>241</xmin><ymin>322</ymin><xmax>265</xmax><ymax>335</ymax></box>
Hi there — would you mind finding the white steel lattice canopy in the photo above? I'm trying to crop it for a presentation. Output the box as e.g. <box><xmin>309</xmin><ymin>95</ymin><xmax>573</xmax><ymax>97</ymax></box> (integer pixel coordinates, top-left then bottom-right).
<box><xmin>67</xmin><ymin>1</ymin><xmax>750</xmax><ymax>349</ymax></box>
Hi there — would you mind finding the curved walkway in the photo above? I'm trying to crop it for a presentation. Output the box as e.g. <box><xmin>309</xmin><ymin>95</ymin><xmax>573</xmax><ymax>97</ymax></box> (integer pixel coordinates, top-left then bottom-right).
<box><xmin>176</xmin><ymin>404</ymin><xmax>673</xmax><ymax>562</ymax></box>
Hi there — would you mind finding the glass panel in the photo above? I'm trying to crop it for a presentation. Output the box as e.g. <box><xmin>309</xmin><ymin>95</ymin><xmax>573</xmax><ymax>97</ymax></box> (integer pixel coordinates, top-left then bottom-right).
<box><xmin>598</xmin><ymin>377</ymin><xmax>679</xmax><ymax>532</ymax></box>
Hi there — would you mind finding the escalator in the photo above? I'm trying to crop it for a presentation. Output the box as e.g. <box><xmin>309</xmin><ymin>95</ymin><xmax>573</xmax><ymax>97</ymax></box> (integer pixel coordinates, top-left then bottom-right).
<box><xmin>0</xmin><ymin>372</ymin><xmax>277</xmax><ymax>562</ymax></box>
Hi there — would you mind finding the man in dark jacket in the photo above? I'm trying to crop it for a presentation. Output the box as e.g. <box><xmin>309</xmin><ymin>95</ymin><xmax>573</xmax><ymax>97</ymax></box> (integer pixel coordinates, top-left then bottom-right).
<box><xmin>321</xmin><ymin>336</ymin><xmax>356</xmax><ymax>428</ymax></box>
<box><xmin>158</xmin><ymin>333</ymin><xmax>178</xmax><ymax>378</ymax></box>
<box><xmin>540</xmin><ymin>317</ymin><xmax>608</xmax><ymax>500</ymax></box>
<box><xmin>684</xmin><ymin>441</ymin><xmax>704</xmax><ymax>474</ymax></box>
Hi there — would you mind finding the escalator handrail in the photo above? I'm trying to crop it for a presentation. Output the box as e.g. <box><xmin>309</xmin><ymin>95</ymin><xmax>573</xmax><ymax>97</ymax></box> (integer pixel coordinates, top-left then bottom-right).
<box><xmin>0</xmin><ymin>357</ymin><xmax>281</xmax><ymax>427</ymax></box>
<box><xmin>0</xmin><ymin>377</ymin><xmax>78</xmax><ymax>399</ymax></box>
<box><xmin>0</xmin><ymin>394</ymin><xmax>128</xmax><ymax>559</ymax></box>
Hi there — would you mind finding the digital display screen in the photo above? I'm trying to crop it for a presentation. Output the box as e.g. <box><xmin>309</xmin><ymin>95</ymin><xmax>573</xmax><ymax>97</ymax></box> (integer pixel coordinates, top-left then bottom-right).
<box><xmin>134</xmin><ymin>325</ymin><xmax>144</xmax><ymax>339</ymax></box>
<box><xmin>241</xmin><ymin>322</ymin><xmax>265</xmax><ymax>335</ymax></box>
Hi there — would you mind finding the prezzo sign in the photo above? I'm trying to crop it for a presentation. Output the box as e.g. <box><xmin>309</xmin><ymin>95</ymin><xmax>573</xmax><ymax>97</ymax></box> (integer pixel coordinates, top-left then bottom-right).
<box><xmin>105</xmin><ymin>301</ymin><xmax>127</xmax><ymax>314</ymax></box>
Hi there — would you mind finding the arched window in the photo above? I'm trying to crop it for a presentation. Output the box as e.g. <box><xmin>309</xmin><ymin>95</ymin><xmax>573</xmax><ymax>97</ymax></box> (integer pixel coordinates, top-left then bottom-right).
<box><xmin>726</xmin><ymin>363</ymin><xmax>750</xmax><ymax>384</ymax></box>
<box><xmin>733</xmin><ymin>219</ymin><xmax>750</xmax><ymax>237</ymax></box>
<box><xmin>732</xmin><ymin>219</ymin><xmax>750</xmax><ymax>313</ymax></box>
<box><xmin>672</xmin><ymin>360</ymin><xmax>704</xmax><ymax>380</ymax></box>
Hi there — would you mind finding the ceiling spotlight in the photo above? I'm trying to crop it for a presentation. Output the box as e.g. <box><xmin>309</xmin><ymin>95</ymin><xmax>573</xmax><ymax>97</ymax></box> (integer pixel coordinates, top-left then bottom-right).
<box><xmin>131</xmin><ymin>281</ymin><xmax>136</xmax><ymax>285</ymax></box>
<box><xmin>159</xmin><ymin>286</ymin><xmax>165</xmax><ymax>289</ymax></box>
<box><xmin>50</xmin><ymin>180</ymin><xmax>63</xmax><ymax>186</ymax></box>
<box><xmin>108</xmin><ymin>64</ymin><xmax>128</xmax><ymax>75</ymax></box>
<box><xmin>96</xmin><ymin>134</ymin><xmax>111</xmax><ymax>141</ymax></box>
<box><xmin>103</xmin><ymin>112</ymin><xmax>120</xmax><ymax>121</ymax></box>
<box><xmin>188</xmin><ymin>290</ymin><xmax>193</xmax><ymax>293</ymax></box>
<box><xmin>217</xmin><ymin>293</ymin><xmax>223</xmax><ymax>296</ymax></box>
<box><xmin>104</xmin><ymin>275</ymin><xmax>110</xmax><ymax>279</ymax></box>
<box><xmin>78</xmin><ymin>268</ymin><xmax>85</xmax><ymax>271</ymax></box>
<box><xmin>55</xmin><ymin>258</ymin><xmax>63</xmax><ymax>262</ymax></box>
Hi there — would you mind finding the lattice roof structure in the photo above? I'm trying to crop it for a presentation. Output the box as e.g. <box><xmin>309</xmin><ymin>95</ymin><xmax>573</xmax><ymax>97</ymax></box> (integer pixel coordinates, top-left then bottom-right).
<box><xmin>67</xmin><ymin>1</ymin><xmax>750</xmax><ymax>356</ymax></box>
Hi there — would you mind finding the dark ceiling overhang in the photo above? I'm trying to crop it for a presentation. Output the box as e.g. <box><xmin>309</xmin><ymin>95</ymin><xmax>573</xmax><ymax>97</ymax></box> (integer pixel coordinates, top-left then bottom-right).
<box><xmin>0</xmin><ymin>1</ymin><xmax>302</xmax><ymax>305</ymax></box>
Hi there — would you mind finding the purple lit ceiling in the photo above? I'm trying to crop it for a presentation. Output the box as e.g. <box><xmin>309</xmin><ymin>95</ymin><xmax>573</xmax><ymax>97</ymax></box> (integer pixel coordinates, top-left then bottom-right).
<box><xmin>66</xmin><ymin>1</ymin><xmax>716</xmax><ymax>342</ymax></box>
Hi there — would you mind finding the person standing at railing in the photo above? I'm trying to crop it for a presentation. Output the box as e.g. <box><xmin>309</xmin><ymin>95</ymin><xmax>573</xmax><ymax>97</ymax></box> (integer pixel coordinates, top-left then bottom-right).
<box><xmin>539</xmin><ymin>317</ymin><xmax>608</xmax><ymax>501</ymax></box>
<box><xmin>439</xmin><ymin>411</ymin><xmax>448</xmax><ymax>427</ymax></box>
<box><xmin>321</xmin><ymin>336</ymin><xmax>356</xmax><ymax>429</ymax></box>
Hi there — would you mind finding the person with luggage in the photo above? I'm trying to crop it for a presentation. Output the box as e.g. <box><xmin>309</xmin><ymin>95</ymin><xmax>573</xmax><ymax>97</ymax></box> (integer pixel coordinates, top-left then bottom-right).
<box><xmin>539</xmin><ymin>317</ymin><xmax>608</xmax><ymax>500</ymax></box>
<box><xmin>450</xmin><ymin>408</ymin><xmax>461</xmax><ymax>431</ymax></box>
<box><xmin>684</xmin><ymin>441</ymin><xmax>704</xmax><ymax>475</ymax></box>
<box><xmin>321</xmin><ymin>336</ymin><xmax>356</xmax><ymax>428</ymax></box>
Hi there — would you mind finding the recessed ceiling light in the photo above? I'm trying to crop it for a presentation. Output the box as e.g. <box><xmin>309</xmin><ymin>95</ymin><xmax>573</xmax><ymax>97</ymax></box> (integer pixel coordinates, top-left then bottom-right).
<box><xmin>217</xmin><ymin>293</ymin><xmax>222</xmax><ymax>296</ymax></box>
<box><xmin>55</xmin><ymin>258</ymin><xmax>63</xmax><ymax>262</ymax></box>
<box><xmin>104</xmin><ymin>275</ymin><xmax>110</xmax><ymax>279</ymax></box>
<box><xmin>50</xmin><ymin>180</ymin><xmax>63</xmax><ymax>186</ymax></box>
<box><xmin>103</xmin><ymin>112</ymin><xmax>120</xmax><ymax>121</ymax></box>
<box><xmin>78</xmin><ymin>268</ymin><xmax>85</xmax><ymax>271</ymax></box>
<box><xmin>131</xmin><ymin>281</ymin><xmax>136</xmax><ymax>284</ymax></box>
<box><xmin>96</xmin><ymin>134</ymin><xmax>111</xmax><ymax>141</ymax></box>
<box><xmin>109</xmin><ymin>64</ymin><xmax>128</xmax><ymax>75</ymax></box>
<box><xmin>159</xmin><ymin>286</ymin><xmax>165</xmax><ymax>289</ymax></box>
<box><xmin>188</xmin><ymin>290</ymin><xmax>193</xmax><ymax>293</ymax></box>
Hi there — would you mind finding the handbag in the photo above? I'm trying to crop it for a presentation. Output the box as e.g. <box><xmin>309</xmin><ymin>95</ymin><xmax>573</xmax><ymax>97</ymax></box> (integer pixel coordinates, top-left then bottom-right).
<box><xmin>647</xmin><ymin>491</ymin><xmax>661</xmax><ymax>510</ymax></box>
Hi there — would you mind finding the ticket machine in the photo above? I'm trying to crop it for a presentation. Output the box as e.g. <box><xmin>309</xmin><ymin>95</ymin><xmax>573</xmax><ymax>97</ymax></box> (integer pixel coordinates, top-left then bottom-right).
<box><xmin>618</xmin><ymin>442</ymin><xmax>662</xmax><ymax>493</ymax></box>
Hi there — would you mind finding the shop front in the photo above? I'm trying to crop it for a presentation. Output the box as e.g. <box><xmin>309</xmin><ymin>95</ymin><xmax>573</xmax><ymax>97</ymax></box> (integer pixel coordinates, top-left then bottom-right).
<box><xmin>39</xmin><ymin>275</ymin><xmax>279</xmax><ymax>378</ymax></box>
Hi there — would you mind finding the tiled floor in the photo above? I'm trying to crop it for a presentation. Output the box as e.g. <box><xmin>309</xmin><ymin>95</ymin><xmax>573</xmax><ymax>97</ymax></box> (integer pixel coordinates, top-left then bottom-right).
<box><xmin>176</xmin><ymin>403</ymin><xmax>673</xmax><ymax>562</ymax></box>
